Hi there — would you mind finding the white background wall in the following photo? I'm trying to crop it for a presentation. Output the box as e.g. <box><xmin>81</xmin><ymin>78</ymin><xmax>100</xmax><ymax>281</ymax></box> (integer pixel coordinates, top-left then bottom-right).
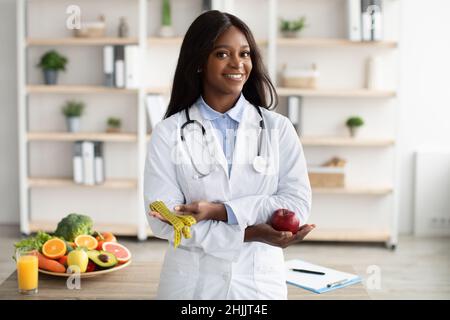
<box><xmin>1</xmin><ymin>0</ymin><xmax>449</xmax><ymax>235</ymax></box>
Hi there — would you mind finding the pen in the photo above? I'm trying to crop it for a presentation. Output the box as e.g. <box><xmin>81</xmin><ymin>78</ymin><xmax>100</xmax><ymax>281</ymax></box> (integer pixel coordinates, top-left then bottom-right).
<box><xmin>326</xmin><ymin>279</ymin><xmax>349</xmax><ymax>288</ymax></box>
<box><xmin>291</xmin><ymin>268</ymin><xmax>325</xmax><ymax>275</ymax></box>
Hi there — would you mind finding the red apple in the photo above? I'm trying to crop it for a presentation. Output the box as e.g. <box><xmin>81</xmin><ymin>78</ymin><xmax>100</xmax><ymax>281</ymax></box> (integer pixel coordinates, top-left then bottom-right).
<box><xmin>270</xmin><ymin>208</ymin><xmax>300</xmax><ymax>234</ymax></box>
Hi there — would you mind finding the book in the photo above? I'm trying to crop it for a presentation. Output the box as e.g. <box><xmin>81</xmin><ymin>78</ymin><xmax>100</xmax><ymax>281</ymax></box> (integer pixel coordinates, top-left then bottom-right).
<box><xmin>125</xmin><ymin>45</ymin><xmax>140</xmax><ymax>89</ymax></box>
<box><xmin>146</xmin><ymin>94</ymin><xmax>167</xmax><ymax>130</ymax></box>
<box><xmin>346</xmin><ymin>0</ymin><xmax>361</xmax><ymax>41</ymax></box>
<box><xmin>285</xmin><ymin>259</ymin><xmax>362</xmax><ymax>294</ymax></box>
<box><xmin>114</xmin><ymin>45</ymin><xmax>125</xmax><ymax>88</ymax></box>
<box><xmin>103</xmin><ymin>45</ymin><xmax>114</xmax><ymax>87</ymax></box>
<box><xmin>81</xmin><ymin>141</ymin><xmax>95</xmax><ymax>185</ymax></box>
<box><xmin>94</xmin><ymin>141</ymin><xmax>104</xmax><ymax>184</ymax></box>
<box><xmin>73</xmin><ymin>141</ymin><xmax>83</xmax><ymax>184</ymax></box>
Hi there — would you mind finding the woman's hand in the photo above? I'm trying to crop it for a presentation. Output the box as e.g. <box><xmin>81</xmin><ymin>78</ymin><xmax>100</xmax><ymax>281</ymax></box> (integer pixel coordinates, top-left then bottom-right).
<box><xmin>245</xmin><ymin>223</ymin><xmax>316</xmax><ymax>248</ymax></box>
<box><xmin>149</xmin><ymin>201</ymin><xmax>228</xmax><ymax>224</ymax></box>
<box><xmin>174</xmin><ymin>201</ymin><xmax>227</xmax><ymax>222</ymax></box>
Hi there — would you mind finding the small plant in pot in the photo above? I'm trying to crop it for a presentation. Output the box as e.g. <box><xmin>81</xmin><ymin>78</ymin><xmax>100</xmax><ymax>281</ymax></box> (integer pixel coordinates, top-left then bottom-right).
<box><xmin>106</xmin><ymin>117</ymin><xmax>122</xmax><ymax>133</ymax></box>
<box><xmin>37</xmin><ymin>50</ymin><xmax>68</xmax><ymax>85</ymax></box>
<box><xmin>346</xmin><ymin>116</ymin><xmax>364</xmax><ymax>137</ymax></box>
<box><xmin>280</xmin><ymin>16</ymin><xmax>307</xmax><ymax>38</ymax></box>
<box><xmin>62</xmin><ymin>100</ymin><xmax>84</xmax><ymax>132</ymax></box>
<box><xmin>159</xmin><ymin>0</ymin><xmax>175</xmax><ymax>37</ymax></box>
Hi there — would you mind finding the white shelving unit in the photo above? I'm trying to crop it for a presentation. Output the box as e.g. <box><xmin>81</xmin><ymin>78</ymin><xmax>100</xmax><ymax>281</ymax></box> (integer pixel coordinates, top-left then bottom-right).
<box><xmin>17</xmin><ymin>0</ymin><xmax>400</xmax><ymax>247</ymax></box>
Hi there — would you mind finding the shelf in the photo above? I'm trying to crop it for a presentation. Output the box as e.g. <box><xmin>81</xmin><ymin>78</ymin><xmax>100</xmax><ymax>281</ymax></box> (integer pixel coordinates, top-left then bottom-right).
<box><xmin>277</xmin><ymin>37</ymin><xmax>397</xmax><ymax>48</ymax></box>
<box><xmin>277</xmin><ymin>87</ymin><xmax>396</xmax><ymax>98</ymax></box>
<box><xmin>312</xmin><ymin>187</ymin><xmax>393</xmax><ymax>195</ymax></box>
<box><xmin>305</xmin><ymin>229</ymin><xmax>391</xmax><ymax>242</ymax></box>
<box><xmin>145</xmin><ymin>86</ymin><xmax>171</xmax><ymax>94</ymax></box>
<box><xmin>148</xmin><ymin>37</ymin><xmax>268</xmax><ymax>46</ymax></box>
<box><xmin>28</xmin><ymin>177</ymin><xmax>137</xmax><ymax>189</ymax></box>
<box><xmin>301</xmin><ymin>136</ymin><xmax>395</xmax><ymax>147</ymax></box>
<box><xmin>27</xmin><ymin>132</ymin><xmax>138</xmax><ymax>142</ymax></box>
<box><xmin>26</xmin><ymin>85</ymin><xmax>138</xmax><ymax>94</ymax></box>
<box><xmin>26</xmin><ymin>37</ymin><xmax>139</xmax><ymax>46</ymax></box>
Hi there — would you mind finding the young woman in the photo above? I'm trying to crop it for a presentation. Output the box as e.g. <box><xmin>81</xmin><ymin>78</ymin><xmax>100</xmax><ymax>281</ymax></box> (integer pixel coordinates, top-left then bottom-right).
<box><xmin>144</xmin><ymin>10</ymin><xmax>314</xmax><ymax>300</ymax></box>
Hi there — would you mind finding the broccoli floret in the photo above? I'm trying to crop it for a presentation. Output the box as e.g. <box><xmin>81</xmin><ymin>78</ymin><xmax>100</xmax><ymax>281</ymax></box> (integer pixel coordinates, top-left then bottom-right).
<box><xmin>54</xmin><ymin>213</ymin><xmax>93</xmax><ymax>242</ymax></box>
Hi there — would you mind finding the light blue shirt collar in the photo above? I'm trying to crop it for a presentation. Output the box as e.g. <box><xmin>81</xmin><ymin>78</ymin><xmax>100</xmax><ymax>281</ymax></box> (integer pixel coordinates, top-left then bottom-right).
<box><xmin>197</xmin><ymin>94</ymin><xmax>246</xmax><ymax>123</ymax></box>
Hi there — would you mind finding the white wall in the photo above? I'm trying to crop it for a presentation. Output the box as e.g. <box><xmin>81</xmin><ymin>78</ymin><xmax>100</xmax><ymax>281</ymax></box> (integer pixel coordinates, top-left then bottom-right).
<box><xmin>0</xmin><ymin>0</ymin><xmax>19</xmax><ymax>224</ymax></box>
<box><xmin>397</xmin><ymin>0</ymin><xmax>450</xmax><ymax>233</ymax></box>
<box><xmin>1</xmin><ymin>0</ymin><xmax>449</xmax><ymax>234</ymax></box>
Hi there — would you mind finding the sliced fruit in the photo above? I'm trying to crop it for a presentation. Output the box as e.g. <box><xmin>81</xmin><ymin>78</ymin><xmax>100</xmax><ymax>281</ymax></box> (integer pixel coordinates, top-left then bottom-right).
<box><xmin>74</xmin><ymin>235</ymin><xmax>98</xmax><ymax>250</ymax></box>
<box><xmin>95</xmin><ymin>232</ymin><xmax>117</xmax><ymax>250</ymax></box>
<box><xmin>87</xmin><ymin>250</ymin><xmax>118</xmax><ymax>269</ymax></box>
<box><xmin>102</xmin><ymin>242</ymin><xmax>131</xmax><ymax>264</ymax></box>
<box><xmin>42</xmin><ymin>238</ymin><xmax>67</xmax><ymax>259</ymax></box>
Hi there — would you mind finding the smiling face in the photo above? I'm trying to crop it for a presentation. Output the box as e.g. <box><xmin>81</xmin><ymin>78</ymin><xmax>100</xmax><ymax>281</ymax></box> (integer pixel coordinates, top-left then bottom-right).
<box><xmin>202</xmin><ymin>26</ymin><xmax>253</xmax><ymax>109</ymax></box>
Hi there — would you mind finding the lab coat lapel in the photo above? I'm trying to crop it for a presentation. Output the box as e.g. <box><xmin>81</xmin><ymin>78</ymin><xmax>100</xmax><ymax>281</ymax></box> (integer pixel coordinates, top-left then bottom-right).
<box><xmin>189</xmin><ymin>104</ymin><xmax>230</xmax><ymax>179</ymax></box>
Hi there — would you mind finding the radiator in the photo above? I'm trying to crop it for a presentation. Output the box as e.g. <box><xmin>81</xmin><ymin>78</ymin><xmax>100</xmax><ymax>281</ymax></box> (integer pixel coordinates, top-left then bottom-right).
<box><xmin>414</xmin><ymin>149</ymin><xmax>450</xmax><ymax>236</ymax></box>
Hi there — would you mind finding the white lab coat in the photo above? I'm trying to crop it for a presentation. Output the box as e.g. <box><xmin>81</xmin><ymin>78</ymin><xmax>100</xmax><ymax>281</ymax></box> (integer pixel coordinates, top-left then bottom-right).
<box><xmin>143</xmin><ymin>100</ymin><xmax>311</xmax><ymax>300</ymax></box>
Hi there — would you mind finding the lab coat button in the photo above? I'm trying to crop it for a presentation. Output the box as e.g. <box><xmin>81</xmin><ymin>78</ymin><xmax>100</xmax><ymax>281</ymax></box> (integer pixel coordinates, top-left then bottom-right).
<box><xmin>222</xmin><ymin>273</ymin><xmax>229</xmax><ymax>281</ymax></box>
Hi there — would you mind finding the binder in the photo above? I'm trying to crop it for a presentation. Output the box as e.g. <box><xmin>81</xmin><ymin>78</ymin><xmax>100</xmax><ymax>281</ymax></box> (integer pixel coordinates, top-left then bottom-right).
<box><xmin>81</xmin><ymin>141</ymin><xmax>95</xmax><ymax>185</ymax></box>
<box><xmin>103</xmin><ymin>45</ymin><xmax>114</xmax><ymax>87</ymax></box>
<box><xmin>73</xmin><ymin>141</ymin><xmax>83</xmax><ymax>184</ymax></box>
<box><xmin>361</xmin><ymin>0</ymin><xmax>383</xmax><ymax>41</ymax></box>
<box><xmin>114</xmin><ymin>45</ymin><xmax>125</xmax><ymax>88</ymax></box>
<box><xmin>94</xmin><ymin>141</ymin><xmax>104</xmax><ymax>184</ymax></box>
<box><xmin>346</xmin><ymin>0</ymin><xmax>361</xmax><ymax>41</ymax></box>
<box><xmin>125</xmin><ymin>45</ymin><xmax>140</xmax><ymax>89</ymax></box>
<box><xmin>287</xmin><ymin>96</ymin><xmax>300</xmax><ymax>133</ymax></box>
<box><xmin>285</xmin><ymin>259</ymin><xmax>362</xmax><ymax>294</ymax></box>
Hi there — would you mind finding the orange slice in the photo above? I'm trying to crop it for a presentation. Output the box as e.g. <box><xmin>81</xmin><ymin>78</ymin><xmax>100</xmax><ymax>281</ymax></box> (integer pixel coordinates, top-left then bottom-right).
<box><xmin>42</xmin><ymin>238</ymin><xmax>67</xmax><ymax>259</ymax></box>
<box><xmin>74</xmin><ymin>235</ymin><xmax>98</xmax><ymax>250</ymax></box>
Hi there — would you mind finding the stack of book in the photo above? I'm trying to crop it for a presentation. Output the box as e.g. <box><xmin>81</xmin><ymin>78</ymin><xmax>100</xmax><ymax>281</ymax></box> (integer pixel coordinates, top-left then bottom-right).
<box><xmin>103</xmin><ymin>45</ymin><xmax>140</xmax><ymax>88</ymax></box>
<box><xmin>73</xmin><ymin>141</ymin><xmax>105</xmax><ymax>185</ymax></box>
<box><xmin>346</xmin><ymin>0</ymin><xmax>383</xmax><ymax>42</ymax></box>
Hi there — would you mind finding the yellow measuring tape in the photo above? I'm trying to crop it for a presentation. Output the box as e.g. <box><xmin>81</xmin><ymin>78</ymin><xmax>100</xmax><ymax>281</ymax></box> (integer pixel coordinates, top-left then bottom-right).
<box><xmin>149</xmin><ymin>201</ymin><xmax>197</xmax><ymax>248</ymax></box>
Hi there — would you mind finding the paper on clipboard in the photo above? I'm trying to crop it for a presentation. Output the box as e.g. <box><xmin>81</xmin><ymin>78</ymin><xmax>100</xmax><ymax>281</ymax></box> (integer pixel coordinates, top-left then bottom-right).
<box><xmin>285</xmin><ymin>259</ymin><xmax>362</xmax><ymax>294</ymax></box>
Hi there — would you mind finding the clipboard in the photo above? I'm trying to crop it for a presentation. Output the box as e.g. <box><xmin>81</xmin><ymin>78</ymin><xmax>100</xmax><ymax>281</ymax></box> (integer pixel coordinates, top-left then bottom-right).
<box><xmin>285</xmin><ymin>259</ymin><xmax>362</xmax><ymax>294</ymax></box>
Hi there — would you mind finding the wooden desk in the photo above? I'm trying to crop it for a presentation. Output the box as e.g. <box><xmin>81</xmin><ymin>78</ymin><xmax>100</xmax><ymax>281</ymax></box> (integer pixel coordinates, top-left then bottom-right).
<box><xmin>0</xmin><ymin>262</ymin><xmax>369</xmax><ymax>300</ymax></box>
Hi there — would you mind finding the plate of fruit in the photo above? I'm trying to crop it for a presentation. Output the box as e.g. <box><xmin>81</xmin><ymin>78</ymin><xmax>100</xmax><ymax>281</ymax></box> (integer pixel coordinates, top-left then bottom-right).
<box><xmin>14</xmin><ymin>214</ymin><xmax>132</xmax><ymax>278</ymax></box>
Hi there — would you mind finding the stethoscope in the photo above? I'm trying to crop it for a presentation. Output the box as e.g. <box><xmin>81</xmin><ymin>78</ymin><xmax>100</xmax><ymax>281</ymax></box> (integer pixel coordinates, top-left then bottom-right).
<box><xmin>180</xmin><ymin>105</ymin><xmax>271</xmax><ymax>179</ymax></box>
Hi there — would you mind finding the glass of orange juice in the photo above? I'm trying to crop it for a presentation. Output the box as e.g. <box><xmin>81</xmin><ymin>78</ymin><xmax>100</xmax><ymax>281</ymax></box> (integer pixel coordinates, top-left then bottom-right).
<box><xmin>16</xmin><ymin>248</ymin><xmax>38</xmax><ymax>294</ymax></box>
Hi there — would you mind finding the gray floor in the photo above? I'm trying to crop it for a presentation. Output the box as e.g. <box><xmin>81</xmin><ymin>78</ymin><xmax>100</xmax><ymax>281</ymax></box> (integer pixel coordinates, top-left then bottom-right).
<box><xmin>1</xmin><ymin>224</ymin><xmax>449</xmax><ymax>299</ymax></box>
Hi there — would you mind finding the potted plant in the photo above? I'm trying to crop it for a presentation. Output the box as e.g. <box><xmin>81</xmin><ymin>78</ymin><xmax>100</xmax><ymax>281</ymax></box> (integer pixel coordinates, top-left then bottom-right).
<box><xmin>159</xmin><ymin>0</ymin><xmax>175</xmax><ymax>37</ymax></box>
<box><xmin>346</xmin><ymin>116</ymin><xmax>364</xmax><ymax>137</ymax></box>
<box><xmin>106</xmin><ymin>117</ymin><xmax>122</xmax><ymax>133</ymax></box>
<box><xmin>62</xmin><ymin>100</ymin><xmax>84</xmax><ymax>132</ymax></box>
<box><xmin>280</xmin><ymin>16</ymin><xmax>307</xmax><ymax>38</ymax></box>
<box><xmin>37</xmin><ymin>50</ymin><xmax>68</xmax><ymax>85</ymax></box>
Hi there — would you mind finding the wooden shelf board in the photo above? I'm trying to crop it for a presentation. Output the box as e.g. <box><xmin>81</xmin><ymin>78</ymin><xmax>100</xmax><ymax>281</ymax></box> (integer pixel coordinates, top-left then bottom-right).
<box><xmin>312</xmin><ymin>187</ymin><xmax>393</xmax><ymax>195</ymax></box>
<box><xmin>28</xmin><ymin>177</ymin><xmax>137</xmax><ymax>189</ymax></box>
<box><xmin>29</xmin><ymin>221</ymin><xmax>139</xmax><ymax>236</ymax></box>
<box><xmin>145</xmin><ymin>86</ymin><xmax>171</xmax><ymax>94</ymax></box>
<box><xmin>277</xmin><ymin>87</ymin><xmax>396</xmax><ymax>98</ymax></box>
<box><xmin>301</xmin><ymin>136</ymin><xmax>395</xmax><ymax>147</ymax></box>
<box><xmin>27</xmin><ymin>132</ymin><xmax>138</xmax><ymax>142</ymax></box>
<box><xmin>26</xmin><ymin>85</ymin><xmax>138</xmax><ymax>94</ymax></box>
<box><xmin>148</xmin><ymin>37</ymin><xmax>268</xmax><ymax>46</ymax></box>
<box><xmin>26</xmin><ymin>37</ymin><xmax>139</xmax><ymax>46</ymax></box>
<box><xmin>304</xmin><ymin>229</ymin><xmax>391</xmax><ymax>242</ymax></box>
<box><xmin>277</xmin><ymin>37</ymin><xmax>397</xmax><ymax>48</ymax></box>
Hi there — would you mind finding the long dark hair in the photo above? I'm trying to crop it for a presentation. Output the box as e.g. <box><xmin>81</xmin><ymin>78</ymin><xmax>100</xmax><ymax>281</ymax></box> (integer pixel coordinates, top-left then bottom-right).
<box><xmin>165</xmin><ymin>10</ymin><xmax>278</xmax><ymax>119</ymax></box>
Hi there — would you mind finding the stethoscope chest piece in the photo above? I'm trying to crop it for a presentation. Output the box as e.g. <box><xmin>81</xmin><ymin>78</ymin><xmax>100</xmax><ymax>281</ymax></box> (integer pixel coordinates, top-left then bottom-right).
<box><xmin>253</xmin><ymin>155</ymin><xmax>269</xmax><ymax>174</ymax></box>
